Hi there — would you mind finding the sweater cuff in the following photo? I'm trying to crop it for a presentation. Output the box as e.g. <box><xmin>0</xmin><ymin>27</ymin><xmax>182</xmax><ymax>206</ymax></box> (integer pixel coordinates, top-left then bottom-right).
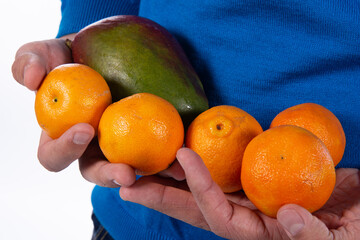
<box><xmin>56</xmin><ymin>0</ymin><xmax>140</xmax><ymax>38</ymax></box>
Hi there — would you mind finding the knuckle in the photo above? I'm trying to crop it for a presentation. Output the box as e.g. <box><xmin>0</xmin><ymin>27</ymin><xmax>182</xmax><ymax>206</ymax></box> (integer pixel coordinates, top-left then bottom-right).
<box><xmin>158</xmin><ymin>185</ymin><xmax>168</xmax><ymax>207</ymax></box>
<box><xmin>11</xmin><ymin>59</ymin><xmax>20</xmax><ymax>82</ymax></box>
<box><xmin>79</xmin><ymin>159</ymin><xmax>110</xmax><ymax>187</ymax></box>
<box><xmin>37</xmin><ymin>154</ymin><xmax>61</xmax><ymax>172</ymax></box>
<box><xmin>97</xmin><ymin>164</ymin><xmax>113</xmax><ymax>187</ymax></box>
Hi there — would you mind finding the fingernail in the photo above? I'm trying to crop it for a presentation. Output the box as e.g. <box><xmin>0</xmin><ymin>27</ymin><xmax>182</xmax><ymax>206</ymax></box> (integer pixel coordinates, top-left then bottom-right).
<box><xmin>113</xmin><ymin>180</ymin><xmax>121</xmax><ymax>186</ymax></box>
<box><xmin>73</xmin><ymin>132</ymin><xmax>92</xmax><ymax>145</ymax></box>
<box><xmin>277</xmin><ymin>209</ymin><xmax>305</xmax><ymax>236</ymax></box>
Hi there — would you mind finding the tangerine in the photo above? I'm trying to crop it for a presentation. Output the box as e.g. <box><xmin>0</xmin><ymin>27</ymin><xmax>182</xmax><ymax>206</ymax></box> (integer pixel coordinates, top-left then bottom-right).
<box><xmin>98</xmin><ymin>93</ymin><xmax>184</xmax><ymax>175</ymax></box>
<box><xmin>185</xmin><ymin>105</ymin><xmax>263</xmax><ymax>193</ymax></box>
<box><xmin>241</xmin><ymin>125</ymin><xmax>336</xmax><ymax>218</ymax></box>
<box><xmin>270</xmin><ymin>103</ymin><xmax>346</xmax><ymax>166</ymax></box>
<box><xmin>35</xmin><ymin>63</ymin><xmax>112</xmax><ymax>139</ymax></box>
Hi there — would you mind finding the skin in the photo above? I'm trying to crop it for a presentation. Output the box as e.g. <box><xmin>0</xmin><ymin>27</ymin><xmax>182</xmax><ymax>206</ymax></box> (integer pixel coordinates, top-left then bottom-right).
<box><xmin>121</xmin><ymin>148</ymin><xmax>360</xmax><ymax>240</ymax></box>
<box><xmin>12</xmin><ymin>36</ymin><xmax>184</xmax><ymax>187</ymax></box>
<box><xmin>12</xmin><ymin>38</ymin><xmax>360</xmax><ymax>240</ymax></box>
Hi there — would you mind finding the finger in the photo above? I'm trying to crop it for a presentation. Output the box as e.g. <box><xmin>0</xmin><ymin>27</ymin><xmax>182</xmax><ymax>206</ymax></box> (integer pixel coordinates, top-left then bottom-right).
<box><xmin>37</xmin><ymin>123</ymin><xmax>94</xmax><ymax>172</ymax></box>
<box><xmin>79</xmin><ymin>158</ymin><xmax>137</xmax><ymax>188</ymax></box>
<box><xmin>224</xmin><ymin>191</ymin><xmax>257</xmax><ymax>210</ymax></box>
<box><xmin>158</xmin><ymin>160</ymin><xmax>186</xmax><ymax>181</ymax></box>
<box><xmin>277</xmin><ymin>204</ymin><xmax>334</xmax><ymax>240</ymax></box>
<box><xmin>120</xmin><ymin>176</ymin><xmax>209</xmax><ymax>230</ymax></box>
<box><xmin>12</xmin><ymin>39</ymin><xmax>72</xmax><ymax>90</ymax></box>
<box><xmin>79</xmin><ymin>139</ymin><xmax>136</xmax><ymax>188</ymax></box>
<box><xmin>176</xmin><ymin>148</ymin><xmax>235</xmax><ymax>232</ymax></box>
<box><xmin>12</xmin><ymin>52</ymin><xmax>47</xmax><ymax>90</ymax></box>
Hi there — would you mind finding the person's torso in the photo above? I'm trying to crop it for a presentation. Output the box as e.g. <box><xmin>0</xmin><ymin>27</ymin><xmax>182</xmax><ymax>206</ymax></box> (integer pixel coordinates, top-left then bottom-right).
<box><xmin>138</xmin><ymin>0</ymin><xmax>360</xmax><ymax>169</ymax></box>
<box><xmin>93</xmin><ymin>1</ymin><xmax>360</xmax><ymax>239</ymax></box>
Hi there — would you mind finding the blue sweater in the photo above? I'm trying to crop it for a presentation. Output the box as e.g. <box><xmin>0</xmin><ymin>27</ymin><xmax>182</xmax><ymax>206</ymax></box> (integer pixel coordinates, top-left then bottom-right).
<box><xmin>58</xmin><ymin>1</ymin><xmax>360</xmax><ymax>239</ymax></box>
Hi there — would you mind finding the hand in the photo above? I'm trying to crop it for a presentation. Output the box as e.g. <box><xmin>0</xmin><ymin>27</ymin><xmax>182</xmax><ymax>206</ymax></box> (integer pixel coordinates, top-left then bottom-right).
<box><xmin>12</xmin><ymin>38</ymin><xmax>73</xmax><ymax>90</ymax></box>
<box><xmin>120</xmin><ymin>148</ymin><xmax>360</xmax><ymax>240</ymax></box>
<box><xmin>11</xmin><ymin>38</ymin><xmax>137</xmax><ymax>187</ymax></box>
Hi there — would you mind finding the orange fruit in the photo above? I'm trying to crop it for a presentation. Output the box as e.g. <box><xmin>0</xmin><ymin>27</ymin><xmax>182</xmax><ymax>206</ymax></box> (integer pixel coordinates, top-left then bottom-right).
<box><xmin>35</xmin><ymin>63</ymin><xmax>112</xmax><ymax>139</ymax></box>
<box><xmin>241</xmin><ymin>125</ymin><xmax>336</xmax><ymax>218</ymax></box>
<box><xmin>185</xmin><ymin>105</ymin><xmax>263</xmax><ymax>193</ymax></box>
<box><xmin>270</xmin><ymin>103</ymin><xmax>346</xmax><ymax>166</ymax></box>
<box><xmin>98</xmin><ymin>93</ymin><xmax>184</xmax><ymax>175</ymax></box>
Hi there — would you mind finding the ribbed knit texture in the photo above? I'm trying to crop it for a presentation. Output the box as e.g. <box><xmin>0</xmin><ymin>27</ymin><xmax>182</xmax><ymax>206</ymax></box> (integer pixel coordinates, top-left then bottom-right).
<box><xmin>92</xmin><ymin>186</ymin><xmax>223</xmax><ymax>240</ymax></box>
<box><xmin>137</xmin><ymin>0</ymin><xmax>360</xmax><ymax>170</ymax></box>
<box><xmin>56</xmin><ymin>0</ymin><xmax>140</xmax><ymax>37</ymax></box>
<box><xmin>57</xmin><ymin>1</ymin><xmax>360</xmax><ymax>239</ymax></box>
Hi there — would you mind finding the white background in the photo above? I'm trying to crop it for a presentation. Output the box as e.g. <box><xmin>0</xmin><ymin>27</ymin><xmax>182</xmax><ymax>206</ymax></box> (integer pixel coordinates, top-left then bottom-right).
<box><xmin>0</xmin><ymin>1</ymin><xmax>95</xmax><ymax>239</ymax></box>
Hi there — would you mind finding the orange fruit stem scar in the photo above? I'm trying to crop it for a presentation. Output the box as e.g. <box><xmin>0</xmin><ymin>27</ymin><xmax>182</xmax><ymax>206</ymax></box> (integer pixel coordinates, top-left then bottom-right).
<box><xmin>185</xmin><ymin>105</ymin><xmax>263</xmax><ymax>193</ymax></box>
<box><xmin>241</xmin><ymin>125</ymin><xmax>336</xmax><ymax>218</ymax></box>
<box><xmin>35</xmin><ymin>63</ymin><xmax>112</xmax><ymax>139</ymax></box>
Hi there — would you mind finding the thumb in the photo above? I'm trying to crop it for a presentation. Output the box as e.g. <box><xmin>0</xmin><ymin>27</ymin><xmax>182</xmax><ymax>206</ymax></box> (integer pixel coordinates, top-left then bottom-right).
<box><xmin>38</xmin><ymin>123</ymin><xmax>95</xmax><ymax>172</ymax></box>
<box><xmin>277</xmin><ymin>204</ymin><xmax>333</xmax><ymax>240</ymax></box>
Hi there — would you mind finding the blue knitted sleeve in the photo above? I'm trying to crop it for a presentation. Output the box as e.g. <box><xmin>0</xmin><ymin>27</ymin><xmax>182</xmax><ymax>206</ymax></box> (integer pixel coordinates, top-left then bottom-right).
<box><xmin>56</xmin><ymin>0</ymin><xmax>140</xmax><ymax>37</ymax></box>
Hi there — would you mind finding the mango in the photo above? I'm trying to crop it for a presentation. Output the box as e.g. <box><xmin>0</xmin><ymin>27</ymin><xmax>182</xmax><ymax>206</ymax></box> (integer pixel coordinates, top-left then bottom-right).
<box><xmin>70</xmin><ymin>15</ymin><xmax>209</xmax><ymax>127</ymax></box>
